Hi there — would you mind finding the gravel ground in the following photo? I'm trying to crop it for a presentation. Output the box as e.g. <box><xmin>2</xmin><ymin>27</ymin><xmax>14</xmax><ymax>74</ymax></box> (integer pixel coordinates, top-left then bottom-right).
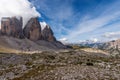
<box><xmin>0</xmin><ymin>50</ymin><xmax>120</xmax><ymax>80</ymax></box>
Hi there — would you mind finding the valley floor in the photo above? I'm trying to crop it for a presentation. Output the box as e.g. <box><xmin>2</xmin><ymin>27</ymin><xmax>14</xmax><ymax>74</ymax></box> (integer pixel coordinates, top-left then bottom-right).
<box><xmin>0</xmin><ymin>49</ymin><xmax>120</xmax><ymax>80</ymax></box>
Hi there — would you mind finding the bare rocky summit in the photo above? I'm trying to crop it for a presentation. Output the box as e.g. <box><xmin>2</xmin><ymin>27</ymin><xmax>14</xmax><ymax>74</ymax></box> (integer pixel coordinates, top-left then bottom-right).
<box><xmin>103</xmin><ymin>39</ymin><xmax>120</xmax><ymax>49</ymax></box>
<box><xmin>23</xmin><ymin>18</ymin><xmax>42</xmax><ymax>41</ymax></box>
<box><xmin>78</xmin><ymin>39</ymin><xmax>120</xmax><ymax>56</ymax></box>
<box><xmin>99</xmin><ymin>39</ymin><xmax>120</xmax><ymax>56</ymax></box>
<box><xmin>41</xmin><ymin>25</ymin><xmax>56</xmax><ymax>42</ymax></box>
<box><xmin>1</xmin><ymin>17</ymin><xmax>24</xmax><ymax>38</ymax></box>
<box><xmin>0</xmin><ymin>16</ymin><xmax>66</xmax><ymax>51</ymax></box>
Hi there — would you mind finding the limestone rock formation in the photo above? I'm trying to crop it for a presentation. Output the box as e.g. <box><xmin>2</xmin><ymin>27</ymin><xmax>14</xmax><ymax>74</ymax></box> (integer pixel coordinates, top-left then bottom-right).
<box><xmin>41</xmin><ymin>25</ymin><xmax>56</xmax><ymax>42</ymax></box>
<box><xmin>103</xmin><ymin>39</ymin><xmax>120</xmax><ymax>49</ymax></box>
<box><xmin>0</xmin><ymin>16</ymin><xmax>66</xmax><ymax>50</ymax></box>
<box><xmin>23</xmin><ymin>18</ymin><xmax>42</xmax><ymax>41</ymax></box>
<box><xmin>1</xmin><ymin>17</ymin><xmax>24</xmax><ymax>38</ymax></box>
<box><xmin>100</xmin><ymin>39</ymin><xmax>120</xmax><ymax>56</ymax></box>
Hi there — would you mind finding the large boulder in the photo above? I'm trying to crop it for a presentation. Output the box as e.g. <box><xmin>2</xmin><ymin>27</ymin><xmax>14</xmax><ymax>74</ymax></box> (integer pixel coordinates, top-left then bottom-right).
<box><xmin>23</xmin><ymin>18</ymin><xmax>42</xmax><ymax>41</ymax></box>
<box><xmin>41</xmin><ymin>25</ymin><xmax>56</xmax><ymax>42</ymax></box>
<box><xmin>1</xmin><ymin>17</ymin><xmax>24</xmax><ymax>38</ymax></box>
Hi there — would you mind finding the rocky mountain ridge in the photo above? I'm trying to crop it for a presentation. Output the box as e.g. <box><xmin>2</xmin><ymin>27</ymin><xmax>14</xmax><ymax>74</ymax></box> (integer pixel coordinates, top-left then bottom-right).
<box><xmin>102</xmin><ymin>39</ymin><xmax>120</xmax><ymax>49</ymax></box>
<box><xmin>0</xmin><ymin>17</ymin><xmax>56</xmax><ymax>42</ymax></box>
<box><xmin>78</xmin><ymin>39</ymin><xmax>120</xmax><ymax>56</ymax></box>
<box><xmin>0</xmin><ymin>16</ymin><xmax>66</xmax><ymax>51</ymax></box>
<box><xmin>1</xmin><ymin>17</ymin><xmax>24</xmax><ymax>38</ymax></box>
<box><xmin>101</xmin><ymin>39</ymin><xmax>120</xmax><ymax>56</ymax></box>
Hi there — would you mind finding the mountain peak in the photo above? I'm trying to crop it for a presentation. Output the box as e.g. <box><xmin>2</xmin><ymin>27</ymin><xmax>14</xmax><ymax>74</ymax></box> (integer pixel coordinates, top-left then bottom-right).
<box><xmin>1</xmin><ymin>16</ymin><xmax>24</xmax><ymax>38</ymax></box>
<box><xmin>0</xmin><ymin>16</ymin><xmax>66</xmax><ymax>50</ymax></box>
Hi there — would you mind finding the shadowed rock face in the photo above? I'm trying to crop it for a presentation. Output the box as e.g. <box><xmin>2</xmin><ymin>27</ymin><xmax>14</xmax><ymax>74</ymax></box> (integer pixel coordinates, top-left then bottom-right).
<box><xmin>23</xmin><ymin>18</ymin><xmax>42</xmax><ymax>41</ymax></box>
<box><xmin>1</xmin><ymin>17</ymin><xmax>24</xmax><ymax>38</ymax></box>
<box><xmin>0</xmin><ymin>16</ymin><xmax>66</xmax><ymax>49</ymax></box>
<box><xmin>41</xmin><ymin>25</ymin><xmax>56</xmax><ymax>42</ymax></box>
<box><xmin>0</xmin><ymin>17</ymin><xmax>57</xmax><ymax>42</ymax></box>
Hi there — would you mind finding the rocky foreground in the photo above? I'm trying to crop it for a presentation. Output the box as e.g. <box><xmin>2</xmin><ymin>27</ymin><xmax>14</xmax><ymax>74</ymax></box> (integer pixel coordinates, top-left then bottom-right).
<box><xmin>0</xmin><ymin>49</ymin><xmax>120</xmax><ymax>80</ymax></box>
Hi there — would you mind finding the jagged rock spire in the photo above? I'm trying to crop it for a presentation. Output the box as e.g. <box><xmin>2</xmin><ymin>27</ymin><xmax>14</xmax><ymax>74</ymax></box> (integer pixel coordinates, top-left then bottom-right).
<box><xmin>23</xmin><ymin>17</ymin><xmax>42</xmax><ymax>41</ymax></box>
<box><xmin>41</xmin><ymin>25</ymin><xmax>56</xmax><ymax>42</ymax></box>
<box><xmin>0</xmin><ymin>16</ymin><xmax>57</xmax><ymax>42</ymax></box>
<box><xmin>1</xmin><ymin>16</ymin><xmax>24</xmax><ymax>38</ymax></box>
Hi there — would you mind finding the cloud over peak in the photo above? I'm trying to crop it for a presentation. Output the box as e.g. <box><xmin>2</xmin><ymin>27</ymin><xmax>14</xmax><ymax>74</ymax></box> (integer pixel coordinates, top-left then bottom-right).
<box><xmin>0</xmin><ymin>0</ymin><xmax>40</xmax><ymax>28</ymax></box>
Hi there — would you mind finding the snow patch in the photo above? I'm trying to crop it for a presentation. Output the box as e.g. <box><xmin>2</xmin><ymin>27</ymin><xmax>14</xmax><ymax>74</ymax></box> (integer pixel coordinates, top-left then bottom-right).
<box><xmin>40</xmin><ymin>22</ymin><xmax>47</xmax><ymax>30</ymax></box>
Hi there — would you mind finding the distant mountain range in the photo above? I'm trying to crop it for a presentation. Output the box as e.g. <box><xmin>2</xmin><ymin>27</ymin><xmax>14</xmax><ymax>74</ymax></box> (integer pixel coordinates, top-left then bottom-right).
<box><xmin>78</xmin><ymin>39</ymin><xmax>120</xmax><ymax>56</ymax></box>
<box><xmin>79</xmin><ymin>42</ymin><xmax>105</xmax><ymax>49</ymax></box>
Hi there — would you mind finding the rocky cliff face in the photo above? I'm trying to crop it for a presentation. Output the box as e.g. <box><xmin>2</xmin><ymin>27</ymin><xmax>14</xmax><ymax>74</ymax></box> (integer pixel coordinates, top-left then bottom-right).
<box><xmin>94</xmin><ymin>39</ymin><xmax>120</xmax><ymax>56</ymax></box>
<box><xmin>0</xmin><ymin>17</ymin><xmax>57</xmax><ymax>42</ymax></box>
<box><xmin>23</xmin><ymin>18</ymin><xmax>57</xmax><ymax>42</ymax></box>
<box><xmin>102</xmin><ymin>39</ymin><xmax>120</xmax><ymax>49</ymax></box>
<box><xmin>23</xmin><ymin>18</ymin><xmax>42</xmax><ymax>41</ymax></box>
<box><xmin>1</xmin><ymin>17</ymin><xmax>24</xmax><ymax>38</ymax></box>
<box><xmin>41</xmin><ymin>25</ymin><xmax>56</xmax><ymax>42</ymax></box>
<box><xmin>0</xmin><ymin>16</ymin><xmax>66</xmax><ymax>50</ymax></box>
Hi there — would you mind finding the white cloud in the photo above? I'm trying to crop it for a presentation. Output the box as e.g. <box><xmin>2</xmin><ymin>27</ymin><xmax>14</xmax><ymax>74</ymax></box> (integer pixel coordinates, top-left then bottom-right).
<box><xmin>31</xmin><ymin>0</ymin><xmax>74</xmax><ymax>21</ymax></box>
<box><xmin>62</xmin><ymin>1</ymin><xmax>120</xmax><ymax>42</ymax></box>
<box><xmin>0</xmin><ymin>0</ymin><xmax>40</xmax><ymax>28</ymax></box>
<box><xmin>103</xmin><ymin>32</ymin><xmax>120</xmax><ymax>39</ymax></box>
<box><xmin>59</xmin><ymin>38</ymin><xmax>68</xmax><ymax>44</ymax></box>
<box><xmin>90</xmin><ymin>38</ymin><xmax>98</xmax><ymax>43</ymax></box>
<box><xmin>59</xmin><ymin>38</ymin><xmax>68</xmax><ymax>41</ymax></box>
<box><xmin>65</xmin><ymin>11</ymin><xmax>120</xmax><ymax>41</ymax></box>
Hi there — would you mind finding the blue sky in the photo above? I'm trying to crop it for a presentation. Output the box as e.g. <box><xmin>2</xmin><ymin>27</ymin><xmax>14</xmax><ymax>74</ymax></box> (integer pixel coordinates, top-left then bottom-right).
<box><xmin>30</xmin><ymin>0</ymin><xmax>120</xmax><ymax>42</ymax></box>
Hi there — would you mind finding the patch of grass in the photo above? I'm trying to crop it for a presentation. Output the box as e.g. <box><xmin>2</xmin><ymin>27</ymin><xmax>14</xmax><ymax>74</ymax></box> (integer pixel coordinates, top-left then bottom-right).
<box><xmin>74</xmin><ymin>61</ymin><xmax>83</xmax><ymax>65</ymax></box>
<box><xmin>25</xmin><ymin>61</ymin><xmax>33</xmax><ymax>66</ymax></box>
<box><xmin>45</xmin><ymin>55</ymin><xmax>55</xmax><ymax>60</ymax></box>
<box><xmin>12</xmin><ymin>64</ymin><xmax>63</xmax><ymax>80</ymax></box>
<box><xmin>0</xmin><ymin>46</ymin><xmax>19</xmax><ymax>53</ymax></box>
